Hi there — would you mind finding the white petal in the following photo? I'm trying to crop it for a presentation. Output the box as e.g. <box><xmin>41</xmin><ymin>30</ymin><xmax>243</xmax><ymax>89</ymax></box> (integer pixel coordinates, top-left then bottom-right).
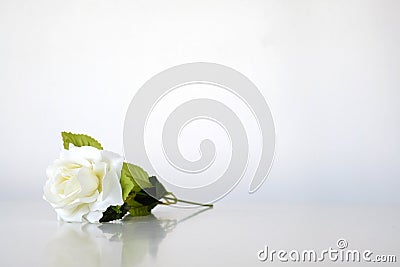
<box><xmin>55</xmin><ymin>204</ymin><xmax>89</xmax><ymax>222</ymax></box>
<box><xmin>89</xmin><ymin>151</ymin><xmax>123</xmax><ymax>214</ymax></box>
<box><xmin>85</xmin><ymin>210</ymin><xmax>103</xmax><ymax>223</ymax></box>
<box><xmin>90</xmin><ymin>171</ymin><xmax>123</xmax><ymax>211</ymax></box>
<box><xmin>61</xmin><ymin>145</ymin><xmax>102</xmax><ymax>167</ymax></box>
<box><xmin>76</xmin><ymin>168</ymin><xmax>99</xmax><ymax>197</ymax></box>
<box><xmin>101</xmin><ymin>150</ymin><xmax>124</xmax><ymax>172</ymax></box>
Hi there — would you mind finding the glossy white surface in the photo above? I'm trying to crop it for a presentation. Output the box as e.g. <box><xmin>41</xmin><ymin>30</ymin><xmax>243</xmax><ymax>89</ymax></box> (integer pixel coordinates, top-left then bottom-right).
<box><xmin>0</xmin><ymin>201</ymin><xmax>398</xmax><ymax>266</ymax></box>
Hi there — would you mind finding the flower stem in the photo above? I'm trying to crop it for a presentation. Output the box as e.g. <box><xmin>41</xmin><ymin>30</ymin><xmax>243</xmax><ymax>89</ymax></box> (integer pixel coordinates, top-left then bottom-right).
<box><xmin>163</xmin><ymin>193</ymin><xmax>213</xmax><ymax>207</ymax></box>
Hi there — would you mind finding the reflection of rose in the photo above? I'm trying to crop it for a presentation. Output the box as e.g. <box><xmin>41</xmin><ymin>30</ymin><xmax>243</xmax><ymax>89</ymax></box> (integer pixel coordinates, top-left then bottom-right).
<box><xmin>46</xmin><ymin>224</ymin><xmax>102</xmax><ymax>267</ymax></box>
<box><xmin>43</xmin><ymin>145</ymin><xmax>123</xmax><ymax>222</ymax></box>
<box><xmin>99</xmin><ymin>215</ymin><xmax>174</xmax><ymax>266</ymax></box>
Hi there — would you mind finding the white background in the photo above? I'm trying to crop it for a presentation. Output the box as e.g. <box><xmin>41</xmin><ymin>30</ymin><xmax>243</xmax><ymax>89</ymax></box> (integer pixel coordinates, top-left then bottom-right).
<box><xmin>0</xmin><ymin>0</ymin><xmax>399</xmax><ymax>204</ymax></box>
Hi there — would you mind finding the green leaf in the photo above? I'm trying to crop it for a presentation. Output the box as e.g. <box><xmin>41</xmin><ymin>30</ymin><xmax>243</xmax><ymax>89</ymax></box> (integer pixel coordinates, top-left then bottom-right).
<box><xmin>120</xmin><ymin>162</ymin><xmax>170</xmax><ymax>219</ymax></box>
<box><xmin>120</xmin><ymin>164</ymin><xmax>135</xmax><ymax>201</ymax></box>
<box><xmin>125</xmin><ymin>163</ymin><xmax>153</xmax><ymax>189</ymax></box>
<box><xmin>100</xmin><ymin>203</ymin><xmax>130</xmax><ymax>222</ymax></box>
<box><xmin>129</xmin><ymin>206</ymin><xmax>153</xmax><ymax>217</ymax></box>
<box><xmin>124</xmin><ymin>176</ymin><xmax>169</xmax><ymax>218</ymax></box>
<box><xmin>126</xmin><ymin>197</ymin><xmax>153</xmax><ymax>216</ymax></box>
<box><xmin>148</xmin><ymin>176</ymin><xmax>168</xmax><ymax>200</ymax></box>
<box><xmin>120</xmin><ymin>162</ymin><xmax>153</xmax><ymax>201</ymax></box>
<box><xmin>61</xmin><ymin>132</ymin><xmax>103</xmax><ymax>150</ymax></box>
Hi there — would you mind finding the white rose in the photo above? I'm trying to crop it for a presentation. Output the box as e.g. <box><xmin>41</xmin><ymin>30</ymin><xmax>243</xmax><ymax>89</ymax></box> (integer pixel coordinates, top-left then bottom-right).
<box><xmin>43</xmin><ymin>145</ymin><xmax>124</xmax><ymax>222</ymax></box>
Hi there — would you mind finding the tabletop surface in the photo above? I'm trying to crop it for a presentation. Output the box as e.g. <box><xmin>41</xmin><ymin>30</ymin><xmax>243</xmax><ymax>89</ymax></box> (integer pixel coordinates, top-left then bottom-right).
<box><xmin>0</xmin><ymin>201</ymin><xmax>399</xmax><ymax>267</ymax></box>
